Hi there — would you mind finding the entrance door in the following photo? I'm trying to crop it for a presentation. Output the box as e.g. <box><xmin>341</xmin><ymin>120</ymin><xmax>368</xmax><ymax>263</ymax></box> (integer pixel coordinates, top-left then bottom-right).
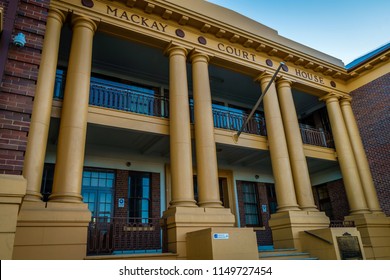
<box><xmin>82</xmin><ymin>169</ymin><xmax>115</xmax><ymax>255</ymax></box>
<box><xmin>81</xmin><ymin>169</ymin><xmax>115</xmax><ymax>220</ymax></box>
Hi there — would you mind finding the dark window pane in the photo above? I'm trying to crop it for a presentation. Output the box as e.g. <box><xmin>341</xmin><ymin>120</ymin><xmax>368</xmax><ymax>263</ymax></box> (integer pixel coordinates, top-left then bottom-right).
<box><xmin>128</xmin><ymin>172</ymin><xmax>151</xmax><ymax>221</ymax></box>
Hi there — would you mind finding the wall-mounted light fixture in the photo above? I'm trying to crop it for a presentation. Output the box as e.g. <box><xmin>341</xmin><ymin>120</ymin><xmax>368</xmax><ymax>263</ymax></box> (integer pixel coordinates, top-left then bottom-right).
<box><xmin>13</xmin><ymin>32</ymin><xmax>26</xmax><ymax>47</ymax></box>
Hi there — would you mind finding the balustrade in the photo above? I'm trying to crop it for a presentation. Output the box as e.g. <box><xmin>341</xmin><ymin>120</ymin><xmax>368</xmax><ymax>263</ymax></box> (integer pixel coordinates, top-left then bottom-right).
<box><xmin>54</xmin><ymin>70</ymin><xmax>333</xmax><ymax>148</ymax></box>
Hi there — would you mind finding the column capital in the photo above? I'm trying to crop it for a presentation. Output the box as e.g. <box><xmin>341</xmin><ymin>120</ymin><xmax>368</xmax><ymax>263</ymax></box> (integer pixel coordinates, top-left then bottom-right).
<box><xmin>276</xmin><ymin>77</ymin><xmax>293</xmax><ymax>88</ymax></box>
<box><xmin>164</xmin><ymin>42</ymin><xmax>188</xmax><ymax>57</ymax></box>
<box><xmin>254</xmin><ymin>71</ymin><xmax>271</xmax><ymax>82</ymax></box>
<box><xmin>71</xmin><ymin>14</ymin><xmax>98</xmax><ymax>33</ymax></box>
<box><xmin>340</xmin><ymin>95</ymin><xmax>353</xmax><ymax>106</ymax></box>
<box><xmin>47</xmin><ymin>8</ymin><xmax>67</xmax><ymax>24</ymax></box>
<box><xmin>189</xmin><ymin>49</ymin><xmax>211</xmax><ymax>63</ymax></box>
<box><xmin>319</xmin><ymin>92</ymin><xmax>343</xmax><ymax>103</ymax></box>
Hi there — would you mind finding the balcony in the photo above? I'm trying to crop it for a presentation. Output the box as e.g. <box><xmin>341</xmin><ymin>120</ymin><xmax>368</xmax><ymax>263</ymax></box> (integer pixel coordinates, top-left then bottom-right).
<box><xmin>54</xmin><ymin>70</ymin><xmax>334</xmax><ymax>148</ymax></box>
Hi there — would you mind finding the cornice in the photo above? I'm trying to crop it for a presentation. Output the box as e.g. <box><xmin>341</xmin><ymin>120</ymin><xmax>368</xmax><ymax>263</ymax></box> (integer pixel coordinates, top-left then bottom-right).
<box><xmin>95</xmin><ymin>0</ymin><xmax>351</xmax><ymax>81</ymax></box>
<box><xmin>63</xmin><ymin>0</ymin><xmax>390</xmax><ymax>84</ymax></box>
<box><xmin>346</xmin><ymin>49</ymin><xmax>390</xmax><ymax>79</ymax></box>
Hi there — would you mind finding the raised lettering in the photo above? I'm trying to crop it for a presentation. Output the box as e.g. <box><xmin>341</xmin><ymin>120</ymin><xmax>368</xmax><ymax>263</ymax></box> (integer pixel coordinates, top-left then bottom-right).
<box><xmin>120</xmin><ymin>11</ymin><xmax>129</xmax><ymax>20</ymax></box>
<box><xmin>131</xmin><ymin>14</ymin><xmax>140</xmax><ymax>24</ymax></box>
<box><xmin>141</xmin><ymin>17</ymin><xmax>149</xmax><ymax>27</ymax></box>
<box><xmin>295</xmin><ymin>69</ymin><xmax>325</xmax><ymax>84</ymax></box>
<box><xmin>107</xmin><ymin>5</ymin><xmax>118</xmax><ymax>17</ymax></box>
<box><xmin>159</xmin><ymin>23</ymin><xmax>168</xmax><ymax>32</ymax></box>
<box><xmin>150</xmin><ymin>21</ymin><xmax>159</xmax><ymax>30</ymax></box>
<box><xmin>226</xmin><ymin>46</ymin><xmax>233</xmax><ymax>54</ymax></box>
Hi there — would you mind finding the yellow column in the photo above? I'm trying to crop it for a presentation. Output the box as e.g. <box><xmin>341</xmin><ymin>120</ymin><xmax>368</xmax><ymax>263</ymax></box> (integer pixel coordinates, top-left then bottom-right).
<box><xmin>49</xmin><ymin>16</ymin><xmax>97</xmax><ymax>203</ymax></box>
<box><xmin>23</xmin><ymin>9</ymin><xmax>66</xmax><ymax>201</ymax></box>
<box><xmin>190</xmin><ymin>52</ymin><xmax>222</xmax><ymax>208</ymax></box>
<box><xmin>276</xmin><ymin>78</ymin><xmax>317</xmax><ymax>211</ymax></box>
<box><xmin>257</xmin><ymin>74</ymin><xmax>299</xmax><ymax>212</ymax></box>
<box><xmin>321</xmin><ymin>93</ymin><xmax>370</xmax><ymax>214</ymax></box>
<box><xmin>340</xmin><ymin>97</ymin><xmax>382</xmax><ymax>213</ymax></box>
<box><xmin>166</xmin><ymin>46</ymin><xmax>197</xmax><ymax>207</ymax></box>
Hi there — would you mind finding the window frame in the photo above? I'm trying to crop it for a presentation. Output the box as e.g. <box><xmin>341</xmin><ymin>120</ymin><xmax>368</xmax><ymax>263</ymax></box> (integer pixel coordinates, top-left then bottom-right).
<box><xmin>241</xmin><ymin>181</ymin><xmax>262</xmax><ymax>227</ymax></box>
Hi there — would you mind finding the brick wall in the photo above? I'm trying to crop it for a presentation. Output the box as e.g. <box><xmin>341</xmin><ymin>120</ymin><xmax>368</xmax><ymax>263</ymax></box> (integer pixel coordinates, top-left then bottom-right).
<box><xmin>326</xmin><ymin>179</ymin><xmax>350</xmax><ymax>220</ymax></box>
<box><xmin>113</xmin><ymin>170</ymin><xmax>161</xmax><ymax>251</ymax></box>
<box><xmin>114</xmin><ymin>169</ymin><xmax>128</xmax><ymax>218</ymax></box>
<box><xmin>350</xmin><ymin>73</ymin><xmax>390</xmax><ymax>216</ymax></box>
<box><xmin>0</xmin><ymin>0</ymin><xmax>49</xmax><ymax>174</ymax></box>
<box><xmin>312</xmin><ymin>179</ymin><xmax>350</xmax><ymax>220</ymax></box>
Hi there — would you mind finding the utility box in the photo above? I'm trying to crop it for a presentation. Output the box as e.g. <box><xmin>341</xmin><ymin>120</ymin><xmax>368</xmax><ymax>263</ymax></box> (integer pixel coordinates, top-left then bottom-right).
<box><xmin>186</xmin><ymin>227</ymin><xmax>258</xmax><ymax>260</ymax></box>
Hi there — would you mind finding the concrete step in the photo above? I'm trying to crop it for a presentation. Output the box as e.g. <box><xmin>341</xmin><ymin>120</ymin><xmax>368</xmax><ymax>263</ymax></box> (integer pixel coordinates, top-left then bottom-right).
<box><xmin>259</xmin><ymin>248</ymin><xmax>318</xmax><ymax>260</ymax></box>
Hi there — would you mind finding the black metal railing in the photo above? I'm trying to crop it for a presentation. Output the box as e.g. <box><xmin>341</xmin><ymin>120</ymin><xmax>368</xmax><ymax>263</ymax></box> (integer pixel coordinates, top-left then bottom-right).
<box><xmin>87</xmin><ymin>217</ymin><xmax>162</xmax><ymax>255</ymax></box>
<box><xmin>300</xmin><ymin>125</ymin><xmax>335</xmax><ymax>148</ymax></box>
<box><xmin>89</xmin><ymin>83</ymin><xmax>169</xmax><ymax>118</ymax></box>
<box><xmin>54</xmin><ymin>70</ymin><xmax>335</xmax><ymax>148</ymax></box>
<box><xmin>212</xmin><ymin>106</ymin><xmax>267</xmax><ymax>136</ymax></box>
<box><xmin>54</xmin><ymin>70</ymin><xmax>169</xmax><ymax>118</ymax></box>
<box><xmin>329</xmin><ymin>220</ymin><xmax>355</xmax><ymax>228</ymax></box>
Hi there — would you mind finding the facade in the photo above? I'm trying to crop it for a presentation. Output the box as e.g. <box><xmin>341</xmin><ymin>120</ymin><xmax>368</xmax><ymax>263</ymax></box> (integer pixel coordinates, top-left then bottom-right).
<box><xmin>0</xmin><ymin>0</ymin><xmax>389</xmax><ymax>260</ymax></box>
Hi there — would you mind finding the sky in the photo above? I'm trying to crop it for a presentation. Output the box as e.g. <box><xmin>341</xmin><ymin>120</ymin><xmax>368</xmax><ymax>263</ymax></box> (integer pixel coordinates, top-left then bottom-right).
<box><xmin>206</xmin><ymin>0</ymin><xmax>390</xmax><ymax>65</ymax></box>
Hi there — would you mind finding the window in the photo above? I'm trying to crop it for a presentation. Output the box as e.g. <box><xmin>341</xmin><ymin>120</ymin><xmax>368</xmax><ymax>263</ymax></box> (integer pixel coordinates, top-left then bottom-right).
<box><xmin>242</xmin><ymin>182</ymin><xmax>262</xmax><ymax>226</ymax></box>
<box><xmin>81</xmin><ymin>170</ymin><xmax>115</xmax><ymax>220</ymax></box>
<box><xmin>128</xmin><ymin>172</ymin><xmax>151</xmax><ymax>223</ymax></box>
<box><xmin>40</xmin><ymin>163</ymin><xmax>55</xmax><ymax>202</ymax></box>
<box><xmin>315</xmin><ymin>184</ymin><xmax>334</xmax><ymax>219</ymax></box>
<box><xmin>193</xmin><ymin>176</ymin><xmax>228</xmax><ymax>207</ymax></box>
<box><xmin>266</xmin><ymin>184</ymin><xmax>277</xmax><ymax>214</ymax></box>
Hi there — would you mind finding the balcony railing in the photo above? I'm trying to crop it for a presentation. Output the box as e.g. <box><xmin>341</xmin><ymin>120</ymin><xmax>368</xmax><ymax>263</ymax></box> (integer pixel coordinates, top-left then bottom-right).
<box><xmin>87</xmin><ymin>216</ymin><xmax>162</xmax><ymax>255</ymax></box>
<box><xmin>193</xmin><ymin>105</ymin><xmax>267</xmax><ymax>136</ymax></box>
<box><xmin>300</xmin><ymin>125</ymin><xmax>334</xmax><ymax>148</ymax></box>
<box><xmin>54</xmin><ymin>70</ymin><xmax>169</xmax><ymax>118</ymax></box>
<box><xmin>54</xmin><ymin>70</ymin><xmax>334</xmax><ymax>148</ymax></box>
<box><xmin>89</xmin><ymin>83</ymin><xmax>169</xmax><ymax>118</ymax></box>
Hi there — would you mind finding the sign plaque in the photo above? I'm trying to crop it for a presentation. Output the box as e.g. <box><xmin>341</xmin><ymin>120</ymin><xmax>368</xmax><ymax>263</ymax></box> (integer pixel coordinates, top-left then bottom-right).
<box><xmin>213</xmin><ymin>233</ymin><xmax>229</xmax><ymax>240</ymax></box>
<box><xmin>336</xmin><ymin>234</ymin><xmax>363</xmax><ymax>260</ymax></box>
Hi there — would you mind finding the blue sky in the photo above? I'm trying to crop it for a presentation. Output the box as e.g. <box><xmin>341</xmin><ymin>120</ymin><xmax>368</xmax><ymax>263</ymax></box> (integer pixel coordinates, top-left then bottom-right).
<box><xmin>206</xmin><ymin>0</ymin><xmax>390</xmax><ymax>65</ymax></box>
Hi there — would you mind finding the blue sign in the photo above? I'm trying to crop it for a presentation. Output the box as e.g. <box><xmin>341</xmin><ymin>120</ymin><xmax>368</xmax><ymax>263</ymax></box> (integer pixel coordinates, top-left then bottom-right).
<box><xmin>213</xmin><ymin>233</ymin><xmax>229</xmax><ymax>240</ymax></box>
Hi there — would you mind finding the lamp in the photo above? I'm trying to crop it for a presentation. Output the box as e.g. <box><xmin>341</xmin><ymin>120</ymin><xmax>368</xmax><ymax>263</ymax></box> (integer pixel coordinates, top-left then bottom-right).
<box><xmin>13</xmin><ymin>33</ymin><xmax>26</xmax><ymax>47</ymax></box>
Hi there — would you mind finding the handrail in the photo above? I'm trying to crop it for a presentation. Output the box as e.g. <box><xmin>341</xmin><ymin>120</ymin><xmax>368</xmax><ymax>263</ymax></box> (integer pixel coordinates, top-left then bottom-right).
<box><xmin>304</xmin><ymin>230</ymin><xmax>333</xmax><ymax>245</ymax></box>
<box><xmin>300</xmin><ymin>124</ymin><xmax>334</xmax><ymax>148</ymax></box>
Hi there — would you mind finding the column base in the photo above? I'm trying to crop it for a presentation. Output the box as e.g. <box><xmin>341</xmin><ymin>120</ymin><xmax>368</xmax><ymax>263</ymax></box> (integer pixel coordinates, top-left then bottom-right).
<box><xmin>187</xmin><ymin>227</ymin><xmax>258</xmax><ymax>260</ymax></box>
<box><xmin>48</xmin><ymin>192</ymin><xmax>83</xmax><ymax>203</ymax></box>
<box><xmin>162</xmin><ymin>206</ymin><xmax>236</xmax><ymax>259</ymax></box>
<box><xmin>13</xmin><ymin>200</ymin><xmax>91</xmax><ymax>259</ymax></box>
<box><xmin>269</xmin><ymin>210</ymin><xmax>330</xmax><ymax>251</ymax></box>
<box><xmin>345</xmin><ymin>213</ymin><xmax>390</xmax><ymax>259</ymax></box>
<box><xmin>0</xmin><ymin>175</ymin><xmax>27</xmax><ymax>260</ymax></box>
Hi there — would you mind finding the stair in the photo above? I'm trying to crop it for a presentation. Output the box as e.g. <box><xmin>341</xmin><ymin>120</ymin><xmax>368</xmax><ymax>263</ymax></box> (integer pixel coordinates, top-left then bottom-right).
<box><xmin>258</xmin><ymin>247</ymin><xmax>318</xmax><ymax>260</ymax></box>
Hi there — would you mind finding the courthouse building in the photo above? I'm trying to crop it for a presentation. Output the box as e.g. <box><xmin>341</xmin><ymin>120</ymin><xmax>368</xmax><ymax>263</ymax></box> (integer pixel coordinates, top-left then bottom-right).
<box><xmin>0</xmin><ymin>0</ymin><xmax>389</xmax><ymax>260</ymax></box>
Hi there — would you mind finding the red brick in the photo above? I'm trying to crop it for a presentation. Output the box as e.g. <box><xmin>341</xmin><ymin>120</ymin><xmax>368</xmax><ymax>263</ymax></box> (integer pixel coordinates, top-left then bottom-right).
<box><xmin>351</xmin><ymin>72</ymin><xmax>390</xmax><ymax>216</ymax></box>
